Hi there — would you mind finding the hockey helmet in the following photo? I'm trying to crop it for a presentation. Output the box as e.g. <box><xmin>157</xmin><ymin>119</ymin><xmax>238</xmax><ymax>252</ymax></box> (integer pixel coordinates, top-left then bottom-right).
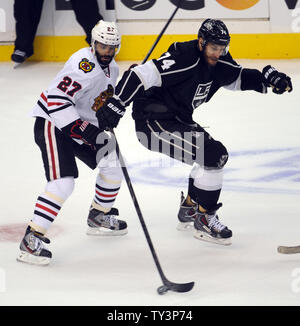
<box><xmin>198</xmin><ymin>19</ymin><xmax>230</xmax><ymax>55</ymax></box>
<box><xmin>91</xmin><ymin>20</ymin><xmax>121</xmax><ymax>56</ymax></box>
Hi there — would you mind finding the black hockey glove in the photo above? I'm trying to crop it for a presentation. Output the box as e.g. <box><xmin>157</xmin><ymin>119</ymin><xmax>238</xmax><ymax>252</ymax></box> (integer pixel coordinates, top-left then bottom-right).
<box><xmin>96</xmin><ymin>97</ymin><xmax>126</xmax><ymax>130</ymax></box>
<box><xmin>262</xmin><ymin>65</ymin><xmax>293</xmax><ymax>94</ymax></box>
<box><xmin>61</xmin><ymin>119</ymin><xmax>100</xmax><ymax>150</ymax></box>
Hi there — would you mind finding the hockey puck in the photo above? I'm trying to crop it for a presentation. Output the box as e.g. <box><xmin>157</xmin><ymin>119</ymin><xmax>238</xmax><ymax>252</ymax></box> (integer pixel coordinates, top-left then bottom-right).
<box><xmin>157</xmin><ymin>285</ymin><xmax>169</xmax><ymax>295</ymax></box>
<box><xmin>277</xmin><ymin>245</ymin><xmax>300</xmax><ymax>254</ymax></box>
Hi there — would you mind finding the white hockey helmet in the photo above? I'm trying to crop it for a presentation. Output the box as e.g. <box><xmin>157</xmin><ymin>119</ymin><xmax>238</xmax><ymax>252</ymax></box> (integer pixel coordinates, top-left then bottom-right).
<box><xmin>91</xmin><ymin>20</ymin><xmax>121</xmax><ymax>55</ymax></box>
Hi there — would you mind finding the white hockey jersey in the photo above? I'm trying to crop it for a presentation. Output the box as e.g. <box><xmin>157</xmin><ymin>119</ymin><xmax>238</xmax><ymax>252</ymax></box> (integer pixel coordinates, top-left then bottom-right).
<box><xmin>31</xmin><ymin>47</ymin><xmax>119</xmax><ymax>130</ymax></box>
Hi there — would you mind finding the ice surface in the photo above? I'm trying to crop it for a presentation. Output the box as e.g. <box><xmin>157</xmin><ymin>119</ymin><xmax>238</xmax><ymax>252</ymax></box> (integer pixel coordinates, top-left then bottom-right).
<box><xmin>0</xmin><ymin>58</ymin><xmax>300</xmax><ymax>306</ymax></box>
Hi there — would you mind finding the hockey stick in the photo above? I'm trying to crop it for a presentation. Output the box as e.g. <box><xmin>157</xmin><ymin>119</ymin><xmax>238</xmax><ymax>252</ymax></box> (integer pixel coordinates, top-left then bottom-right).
<box><xmin>111</xmin><ymin>133</ymin><xmax>194</xmax><ymax>294</ymax></box>
<box><xmin>142</xmin><ymin>0</ymin><xmax>181</xmax><ymax>63</ymax></box>
<box><xmin>110</xmin><ymin>0</ymin><xmax>194</xmax><ymax>295</ymax></box>
<box><xmin>277</xmin><ymin>245</ymin><xmax>300</xmax><ymax>254</ymax></box>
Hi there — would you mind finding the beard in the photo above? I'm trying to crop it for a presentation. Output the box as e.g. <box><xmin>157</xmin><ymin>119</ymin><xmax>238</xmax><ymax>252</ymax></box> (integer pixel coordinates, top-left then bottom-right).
<box><xmin>96</xmin><ymin>52</ymin><xmax>114</xmax><ymax>66</ymax></box>
<box><xmin>203</xmin><ymin>51</ymin><xmax>219</xmax><ymax>67</ymax></box>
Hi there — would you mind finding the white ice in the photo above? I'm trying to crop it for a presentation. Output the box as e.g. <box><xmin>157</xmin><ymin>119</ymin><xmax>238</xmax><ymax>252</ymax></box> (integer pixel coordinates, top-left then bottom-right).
<box><xmin>0</xmin><ymin>58</ymin><xmax>300</xmax><ymax>306</ymax></box>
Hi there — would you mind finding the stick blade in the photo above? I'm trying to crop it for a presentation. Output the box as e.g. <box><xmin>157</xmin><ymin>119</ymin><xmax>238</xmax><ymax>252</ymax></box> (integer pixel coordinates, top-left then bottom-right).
<box><xmin>158</xmin><ymin>280</ymin><xmax>194</xmax><ymax>294</ymax></box>
<box><xmin>277</xmin><ymin>245</ymin><xmax>300</xmax><ymax>254</ymax></box>
<box><xmin>170</xmin><ymin>281</ymin><xmax>195</xmax><ymax>293</ymax></box>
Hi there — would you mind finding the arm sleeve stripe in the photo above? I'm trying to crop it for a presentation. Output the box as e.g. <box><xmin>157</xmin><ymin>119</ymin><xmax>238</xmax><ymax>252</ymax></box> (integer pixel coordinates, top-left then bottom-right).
<box><xmin>47</xmin><ymin>95</ymin><xmax>75</xmax><ymax>106</ymax></box>
<box><xmin>133</xmin><ymin>61</ymin><xmax>162</xmax><ymax>89</ymax></box>
<box><xmin>37</xmin><ymin>100</ymin><xmax>50</xmax><ymax>116</ymax></box>
<box><xmin>115</xmin><ymin>69</ymin><xmax>143</xmax><ymax>104</ymax></box>
<box><xmin>123</xmin><ymin>84</ymin><xmax>144</xmax><ymax>105</ymax></box>
<box><xmin>116</xmin><ymin>70</ymin><xmax>134</xmax><ymax>97</ymax></box>
<box><xmin>218</xmin><ymin>59</ymin><xmax>241</xmax><ymax>69</ymax></box>
<box><xmin>160</xmin><ymin>58</ymin><xmax>200</xmax><ymax>76</ymax></box>
<box><xmin>48</xmin><ymin>103</ymin><xmax>73</xmax><ymax>114</ymax></box>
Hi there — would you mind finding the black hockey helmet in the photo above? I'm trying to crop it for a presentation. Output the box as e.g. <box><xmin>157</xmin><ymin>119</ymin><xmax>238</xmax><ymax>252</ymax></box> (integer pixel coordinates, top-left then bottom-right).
<box><xmin>198</xmin><ymin>19</ymin><xmax>230</xmax><ymax>55</ymax></box>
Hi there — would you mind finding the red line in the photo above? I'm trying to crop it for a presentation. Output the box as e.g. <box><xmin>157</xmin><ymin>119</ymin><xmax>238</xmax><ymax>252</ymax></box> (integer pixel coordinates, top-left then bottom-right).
<box><xmin>48</xmin><ymin>102</ymin><xmax>64</xmax><ymax>107</ymax></box>
<box><xmin>36</xmin><ymin>203</ymin><xmax>58</xmax><ymax>216</ymax></box>
<box><xmin>41</xmin><ymin>92</ymin><xmax>47</xmax><ymax>103</ymax></box>
<box><xmin>47</xmin><ymin>122</ymin><xmax>57</xmax><ymax>179</ymax></box>
<box><xmin>95</xmin><ymin>190</ymin><xmax>118</xmax><ymax>198</ymax></box>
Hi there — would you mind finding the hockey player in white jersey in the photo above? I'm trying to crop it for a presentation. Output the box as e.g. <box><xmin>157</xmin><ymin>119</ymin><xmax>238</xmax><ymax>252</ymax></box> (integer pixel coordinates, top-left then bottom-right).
<box><xmin>17</xmin><ymin>21</ymin><xmax>127</xmax><ymax>266</ymax></box>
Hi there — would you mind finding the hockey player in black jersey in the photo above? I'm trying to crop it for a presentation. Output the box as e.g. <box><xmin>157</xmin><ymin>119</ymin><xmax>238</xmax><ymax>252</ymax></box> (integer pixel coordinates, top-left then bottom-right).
<box><xmin>97</xmin><ymin>19</ymin><xmax>293</xmax><ymax>246</ymax></box>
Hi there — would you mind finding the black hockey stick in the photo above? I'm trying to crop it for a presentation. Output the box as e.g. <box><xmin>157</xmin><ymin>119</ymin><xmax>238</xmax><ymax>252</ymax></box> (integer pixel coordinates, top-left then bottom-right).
<box><xmin>110</xmin><ymin>0</ymin><xmax>194</xmax><ymax>295</ymax></box>
<box><xmin>111</xmin><ymin>134</ymin><xmax>194</xmax><ymax>294</ymax></box>
<box><xmin>142</xmin><ymin>0</ymin><xmax>181</xmax><ymax>63</ymax></box>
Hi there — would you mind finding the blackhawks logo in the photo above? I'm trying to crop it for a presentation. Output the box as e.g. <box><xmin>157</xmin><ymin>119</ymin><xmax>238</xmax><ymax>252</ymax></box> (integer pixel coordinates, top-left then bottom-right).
<box><xmin>92</xmin><ymin>84</ymin><xmax>114</xmax><ymax>112</ymax></box>
<box><xmin>79</xmin><ymin>58</ymin><xmax>95</xmax><ymax>73</ymax></box>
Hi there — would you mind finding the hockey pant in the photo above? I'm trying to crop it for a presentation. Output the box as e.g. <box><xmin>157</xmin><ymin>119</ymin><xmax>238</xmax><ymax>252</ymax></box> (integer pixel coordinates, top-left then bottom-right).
<box><xmin>30</xmin><ymin>117</ymin><xmax>122</xmax><ymax>234</ymax></box>
<box><xmin>135</xmin><ymin>118</ymin><xmax>228</xmax><ymax>211</ymax></box>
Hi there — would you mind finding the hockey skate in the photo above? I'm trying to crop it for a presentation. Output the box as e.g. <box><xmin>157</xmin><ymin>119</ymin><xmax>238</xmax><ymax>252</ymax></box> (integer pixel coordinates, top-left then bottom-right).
<box><xmin>193</xmin><ymin>203</ymin><xmax>232</xmax><ymax>245</ymax></box>
<box><xmin>17</xmin><ymin>226</ymin><xmax>52</xmax><ymax>265</ymax></box>
<box><xmin>11</xmin><ymin>50</ymin><xmax>27</xmax><ymax>69</ymax></box>
<box><xmin>87</xmin><ymin>207</ymin><xmax>128</xmax><ymax>236</ymax></box>
<box><xmin>177</xmin><ymin>192</ymin><xmax>199</xmax><ymax>231</ymax></box>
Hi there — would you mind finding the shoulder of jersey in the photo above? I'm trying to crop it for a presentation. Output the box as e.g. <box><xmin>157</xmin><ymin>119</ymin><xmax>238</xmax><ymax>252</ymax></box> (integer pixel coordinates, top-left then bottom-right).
<box><xmin>68</xmin><ymin>47</ymin><xmax>100</xmax><ymax>77</ymax></box>
<box><xmin>168</xmin><ymin>40</ymin><xmax>199</xmax><ymax>62</ymax></box>
<box><xmin>169</xmin><ymin>40</ymin><xmax>198</xmax><ymax>55</ymax></box>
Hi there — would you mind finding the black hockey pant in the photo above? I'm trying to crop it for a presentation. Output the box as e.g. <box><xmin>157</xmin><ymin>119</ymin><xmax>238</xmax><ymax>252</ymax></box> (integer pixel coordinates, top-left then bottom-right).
<box><xmin>135</xmin><ymin>118</ymin><xmax>228</xmax><ymax>210</ymax></box>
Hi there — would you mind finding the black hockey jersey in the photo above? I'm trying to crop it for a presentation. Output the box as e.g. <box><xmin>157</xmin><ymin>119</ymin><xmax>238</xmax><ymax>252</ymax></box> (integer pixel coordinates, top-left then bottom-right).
<box><xmin>114</xmin><ymin>39</ymin><xmax>266</xmax><ymax>123</ymax></box>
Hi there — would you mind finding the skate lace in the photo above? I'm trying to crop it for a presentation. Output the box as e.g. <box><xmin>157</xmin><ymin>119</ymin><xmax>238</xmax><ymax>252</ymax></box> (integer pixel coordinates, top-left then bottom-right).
<box><xmin>28</xmin><ymin>234</ymin><xmax>44</xmax><ymax>252</ymax></box>
<box><xmin>103</xmin><ymin>215</ymin><xmax>118</xmax><ymax>227</ymax></box>
<box><xmin>207</xmin><ymin>215</ymin><xmax>226</xmax><ymax>232</ymax></box>
<box><xmin>187</xmin><ymin>206</ymin><xmax>198</xmax><ymax>218</ymax></box>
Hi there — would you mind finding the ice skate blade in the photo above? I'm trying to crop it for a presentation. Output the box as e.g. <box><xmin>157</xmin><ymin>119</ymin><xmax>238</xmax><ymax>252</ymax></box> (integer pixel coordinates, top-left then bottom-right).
<box><xmin>13</xmin><ymin>62</ymin><xmax>23</xmax><ymax>69</ymax></box>
<box><xmin>177</xmin><ymin>222</ymin><xmax>194</xmax><ymax>231</ymax></box>
<box><xmin>86</xmin><ymin>227</ymin><xmax>128</xmax><ymax>236</ymax></box>
<box><xmin>193</xmin><ymin>230</ymin><xmax>232</xmax><ymax>246</ymax></box>
<box><xmin>16</xmin><ymin>251</ymin><xmax>51</xmax><ymax>266</ymax></box>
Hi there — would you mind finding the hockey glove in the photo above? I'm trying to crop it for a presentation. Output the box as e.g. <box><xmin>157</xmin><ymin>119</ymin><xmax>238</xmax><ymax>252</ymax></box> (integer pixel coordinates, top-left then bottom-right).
<box><xmin>262</xmin><ymin>65</ymin><xmax>293</xmax><ymax>94</ymax></box>
<box><xmin>96</xmin><ymin>97</ymin><xmax>126</xmax><ymax>130</ymax></box>
<box><xmin>61</xmin><ymin>119</ymin><xmax>100</xmax><ymax>150</ymax></box>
